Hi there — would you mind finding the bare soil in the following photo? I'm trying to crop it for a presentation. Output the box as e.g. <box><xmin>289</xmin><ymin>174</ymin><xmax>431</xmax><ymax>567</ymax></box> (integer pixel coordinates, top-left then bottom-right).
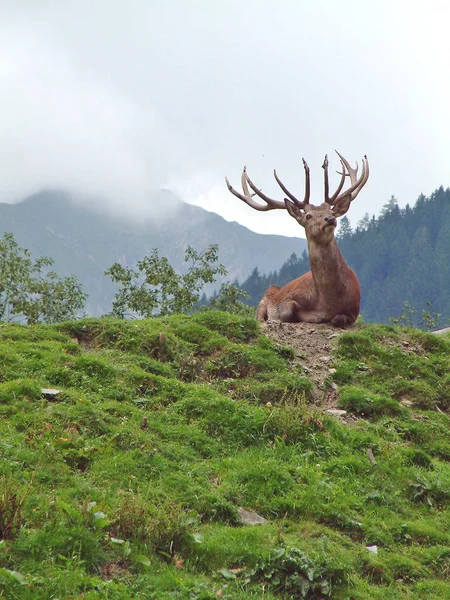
<box><xmin>260</xmin><ymin>321</ymin><xmax>358</xmax><ymax>418</ymax></box>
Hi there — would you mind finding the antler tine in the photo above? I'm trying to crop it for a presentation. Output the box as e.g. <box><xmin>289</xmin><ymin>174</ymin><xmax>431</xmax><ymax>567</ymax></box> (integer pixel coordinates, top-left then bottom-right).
<box><xmin>347</xmin><ymin>155</ymin><xmax>369</xmax><ymax>201</ymax></box>
<box><xmin>244</xmin><ymin>169</ymin><xmax>287</xmax><ymax>210</ymax></box>
<box><xmin>273</xmin><ymin>171</ymin><xmax>302</xmax><ymax>209</ymax></box>
<box><xmin>323</xmin><ymin>155</ymin><xmax>330</xmax><ymax>203</ymax></box>
<box><xmin>225</xmin><ymin>168</ymin><xmax>260</xmax><ymax>208</ymax></box>
<box><xmin>302</xmin><ymin>158</ymin><xmax>311</xmax><ymax>206</ymax></box>
<box><xmin>330</xmin><ymin>151</ymin><xmax>369</xmax><ymax>209</ymax></box>
<box><xmin>225</xmin><ymin>167</ymin><xmax>286</xmax><ymax>211</ymax></box>
<box><xmin>360</xmin><ymin>155</ymin><xmax>370</xmax><ymax>190</ymax></box>
<box><xmin>327</xmin><ymin>158</ymin><xmax>347</xmax><ymax>204</ymax></box>
<box><xmin>273</xmin><ymin>158</ymin><xmax>310</xmax><ymax>208</ymax></box>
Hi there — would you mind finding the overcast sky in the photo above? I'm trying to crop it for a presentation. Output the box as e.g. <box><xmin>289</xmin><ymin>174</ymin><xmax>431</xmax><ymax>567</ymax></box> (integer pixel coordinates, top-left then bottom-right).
<box><xmin>1</xmin><ymin>0</ymin><xmax>450</xmax><ymax>237</ymax></box>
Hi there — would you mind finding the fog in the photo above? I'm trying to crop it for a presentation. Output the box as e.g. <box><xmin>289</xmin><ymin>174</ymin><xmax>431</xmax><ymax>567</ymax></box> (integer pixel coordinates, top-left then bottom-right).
<box><xmin>2</xmin><ymin>1</ymin><xmax>450</xmax><ymax>236</ymax></box>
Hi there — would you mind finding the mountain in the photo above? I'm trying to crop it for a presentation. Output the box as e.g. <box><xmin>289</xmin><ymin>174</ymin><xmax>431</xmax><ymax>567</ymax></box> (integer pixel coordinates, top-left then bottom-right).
<box><xmin>0</xmin><ymin>189</ymin><xmax>306</xmax><ymax>315</ymax></box>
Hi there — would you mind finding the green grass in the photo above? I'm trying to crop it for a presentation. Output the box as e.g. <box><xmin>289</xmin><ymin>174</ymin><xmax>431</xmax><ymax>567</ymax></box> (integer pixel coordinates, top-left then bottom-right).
<box><xmin>0</xmin><ymin>315</ymin><xmax>449</xmax><ymax>598</ymax></box>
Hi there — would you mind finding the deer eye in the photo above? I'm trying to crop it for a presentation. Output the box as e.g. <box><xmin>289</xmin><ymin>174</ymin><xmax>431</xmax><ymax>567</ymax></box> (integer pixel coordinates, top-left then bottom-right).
<box><xmin>305</xmin><ymin>214</ymin><xmax>312</xmax><ymax>220</ymax></box>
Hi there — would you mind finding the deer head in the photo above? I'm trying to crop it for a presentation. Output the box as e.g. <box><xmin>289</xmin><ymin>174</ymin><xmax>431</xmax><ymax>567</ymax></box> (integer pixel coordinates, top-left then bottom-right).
<box><xmin>225</xmin><ymin>151</ymin><xmax>369</xmax><ymax>242</ymax></box>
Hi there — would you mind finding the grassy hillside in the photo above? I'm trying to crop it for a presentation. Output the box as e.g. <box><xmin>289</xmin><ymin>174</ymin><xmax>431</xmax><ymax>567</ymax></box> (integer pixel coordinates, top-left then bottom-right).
<box><xmin>0</xmin><ymin>313</ymin><xmax>449</xmax><ymax>599</ymax></box>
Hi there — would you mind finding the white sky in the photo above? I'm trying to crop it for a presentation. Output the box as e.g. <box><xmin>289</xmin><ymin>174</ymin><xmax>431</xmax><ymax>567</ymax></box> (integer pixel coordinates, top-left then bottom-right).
<box><xmin>1</xmin><ymin>0</ymin><xmax>450</xmax><ymax>237</ymax></box>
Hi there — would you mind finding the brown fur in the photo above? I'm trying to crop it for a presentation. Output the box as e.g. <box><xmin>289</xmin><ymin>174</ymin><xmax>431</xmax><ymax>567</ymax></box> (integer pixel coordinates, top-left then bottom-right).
<box><xmin>257</xmin><ymin>203</ymin><xmax>361</xmax><ymax>326</ymax></box>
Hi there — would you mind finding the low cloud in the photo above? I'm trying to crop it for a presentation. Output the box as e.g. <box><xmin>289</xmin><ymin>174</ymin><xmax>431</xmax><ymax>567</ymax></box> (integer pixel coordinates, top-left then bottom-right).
<box><xmin>1</xmin><ymin>1</ymin><xmax>450</xmax><ymax>237</ymax></box>
<box><xmin>1</xmin><ymin>30</ymin><xmax>190</xmax><ymax>222</ymax></box>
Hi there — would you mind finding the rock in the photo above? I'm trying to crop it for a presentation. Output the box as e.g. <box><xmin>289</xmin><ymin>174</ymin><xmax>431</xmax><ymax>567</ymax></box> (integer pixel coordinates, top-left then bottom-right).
<box><xmin>319</xmin><ymin>356</ymin><xmax>332</xmax><ymax>363</ymax></box>
<box><xmin>433</xmin><ymin>327</ymin><xmax>450</xmax><ymax>335</ymax></box>
<box><xmin>237</xmin><ymin>507</ymin><xmax>267</xmax><ymax>526</ymax></box>
<box><xmin>41</xmin><ymin>388</ymin><xmax>61</xmax><ymax>399</ymax></box>
<box><xmin>326</xmin><ymin>409</ymin><xmax>347</xmax><ymax>417</ymax></box>
<box><xmin>401</xmin><ymin>399</ymin><xmax>414</xmax><ymax>407</ymax></box>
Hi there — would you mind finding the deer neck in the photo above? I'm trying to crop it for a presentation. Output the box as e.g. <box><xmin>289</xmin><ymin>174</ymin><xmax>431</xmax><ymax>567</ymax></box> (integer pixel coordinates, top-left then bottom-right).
<box><xmin>307</xmin><ymin>236</ymin><xmax>349</xmax><ymax>295</ymax></box>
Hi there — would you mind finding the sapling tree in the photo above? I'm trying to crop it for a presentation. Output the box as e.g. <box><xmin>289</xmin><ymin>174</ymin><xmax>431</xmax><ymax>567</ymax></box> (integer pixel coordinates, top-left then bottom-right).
<box><xmin>0</xmin><ymin>232</ymin><xmax>87</xmax><ymax>324</ymax></box>
<box><xmin>207</xmin><ymin>282</ymin><xmax>253</xmax><ymax>316</ymax></box>
<box><xmin>106</xmin><ymin>244</ymin><xmax>228</xmax><ymax>318</ymax></box>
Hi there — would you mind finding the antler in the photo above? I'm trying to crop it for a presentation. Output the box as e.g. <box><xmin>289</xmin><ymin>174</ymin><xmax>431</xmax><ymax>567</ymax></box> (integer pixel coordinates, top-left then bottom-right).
<box><xmin>274</xmin><ymin>158</ymin><xmax>310</xmax><ymax>209</ymax></box>
<box><xmin>225</xmin><ymin>160</ymin><xmax>310</xmax><ymax>211</ymax></box>
<box><xmin>226</xmin><ymin>152</ymin><xmax>368</xmax><ymax>215</ymax></box>
<box><xmin>323</xmin><ymin>151</ymin><xmax>369</xmax><ymax>215</ymax></box>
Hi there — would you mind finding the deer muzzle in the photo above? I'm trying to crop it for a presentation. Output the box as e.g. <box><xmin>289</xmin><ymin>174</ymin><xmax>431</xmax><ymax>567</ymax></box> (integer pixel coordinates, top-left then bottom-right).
<box><xmin>324</xmin><ymin>216</ymin><xmax>337</xmax><ymax>228</ymax></box>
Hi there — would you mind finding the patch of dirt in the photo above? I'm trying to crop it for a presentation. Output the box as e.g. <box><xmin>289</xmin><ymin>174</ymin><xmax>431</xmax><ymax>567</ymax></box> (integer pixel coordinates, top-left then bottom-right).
<box><xmin>101</xmin><ymin>559</ymin><xmax>130</xmax><ymax>579</ymax></box>
<box><xmin>261</xmin><ymin>321</ymin><xmax>358</xmax><ymax>419</ymax></box>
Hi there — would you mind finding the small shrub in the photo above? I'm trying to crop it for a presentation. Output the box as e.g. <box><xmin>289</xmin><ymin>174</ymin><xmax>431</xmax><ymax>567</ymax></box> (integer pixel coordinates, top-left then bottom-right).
<box><xmin>0</xmin><ymin>477</ymin><xmax>27</xmax><ymax>539</ymax></box>
<box><xmin>205</xmin><ymin>346</ymin><xmax>252</xmax><ymax>379</ymax></box>
<box><xmin>402</xmin><ymin>520</ymin><xmax>450</xmax><ymax>545</ymax></box>
<box><xmin>274</xmin><ymin>344</ymin><xmax>296</xmax><ymax>361</ymax></box>
<box><xmin>332</xmin><ymin>360</ymin><xmax>360</xmax><ymax>385</ymax></box>
<box><xmin>166</xmin><ymin>320</ymin><xmax>225</xmax><ymax>354</ymax></box>
<box><xmin>339</xmin><ymin>386</ymin><xmax>403</xmax><ymax>417</ymax></box>
<box><xmin>404</xmin><ymin>449</ymin><xmax>434</xmax><ymax>469</ymax></box>
<box><xmin>112</xmin><ymin>494</ymin><xmax>193</xmax><ymax>555</ymax></box>
<box><xmin>436</xmin><ymin>373</ymin><xmax>450</xmax><ymax>410</ymax></box>
<box><xmin>171</xmin><ymin>391</ymin><xmax>265</xmax><ymax>448</ymax></box>
<box><xmin>337</xmin><ymin>331</ymin><xmax>379</xmax><ymax>360</ymax></box>
<box><xmin>249</xmin><ymin>545</ymin><xmax>346</xmax><ymax>598</ymax></box>
<box><xmin>410</xmin><ymin>330</ymin><xmax>449</xmax><ymax>353</ymax></box>
<box><xmin>53</xmin><ymin>435</ymin><xmax>96</xmax><ymax>472</ymax></box>
<box><xmin>74</xmin><ymin>355</ymin><xmax>118</xmax><ymax>381</ymax></box>
<box><xmin>385</xmin><ymin>552</ymin><xmax>428</xmax><ymax>582</ymax></box>
<box><xmin>408</xmin><ymin>474</ymin><xmax>450</xmax><ymax>508</ymax></box>
<box><xmin>195</xmin><ymin>493</ymin><xmax>238</xmax><ymax>524</ymax></box>
<box><xmin>15</xmin><ymin>523</ymin><xmax>105</xmax><ymax>569</ymax></box>
<box><xmin>263</xmin><ymin>404</ymin><xmax>327</xmax><ymax>447</ymax></box>
<box><xmin>229</xmin><ymin>373</ymin><xmax>313</xmax><ymax>406</ymax></box>
<box><xmin>0</xmin><ymin>378</ymin><xmax>43</xmax><ymax>404</ymax></box>
<box><xmin>190</xmin><ymin>311</ymin><xmax>258</xmax><ymax>343</ymax></box>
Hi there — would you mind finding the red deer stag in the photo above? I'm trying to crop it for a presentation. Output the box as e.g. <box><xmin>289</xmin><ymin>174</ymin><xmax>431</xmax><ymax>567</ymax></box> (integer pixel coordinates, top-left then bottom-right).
<box><xmin>225</xmin><ymin>151</ymin><xmax>369</xmax><ymax>326</ymax></box>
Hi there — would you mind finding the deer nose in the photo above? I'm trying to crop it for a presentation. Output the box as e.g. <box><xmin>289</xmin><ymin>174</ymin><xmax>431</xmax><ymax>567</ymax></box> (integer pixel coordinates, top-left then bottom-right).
<box><xmin>324</xmin><ymin>216</ymin><xmax>337</xmax><ymax>226</ymax></box>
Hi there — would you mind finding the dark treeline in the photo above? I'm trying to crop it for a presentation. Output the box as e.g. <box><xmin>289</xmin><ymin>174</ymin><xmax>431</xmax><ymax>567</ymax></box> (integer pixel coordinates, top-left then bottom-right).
<box><xmin>240</xmin><ymin>187</ymin><xmax>450</xmax><ymax>327</ymax></box>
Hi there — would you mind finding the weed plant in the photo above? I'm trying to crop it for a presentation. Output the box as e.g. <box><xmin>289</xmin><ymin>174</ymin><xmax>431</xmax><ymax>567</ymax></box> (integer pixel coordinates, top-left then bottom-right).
<box><xmin>0</xmin><ymin>315</ymin><xmax>449</xmax><ymax>598</ymax></box>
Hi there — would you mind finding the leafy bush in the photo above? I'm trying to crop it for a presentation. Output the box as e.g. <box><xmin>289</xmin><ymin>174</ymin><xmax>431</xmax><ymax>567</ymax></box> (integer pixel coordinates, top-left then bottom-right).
<box><xmin>106</xmin><ymin>245</ymin><xmax>227</xmax><ymax>318</ymax></box>
<box><xmin>249</xmin><ymin>546</ymin><xmax>346</xmax><ymax>598</ymax></box>
<box><xmin>0</xmin><ymin>232</ymin><xmax>86</xmax><ymax>324</ymax></box>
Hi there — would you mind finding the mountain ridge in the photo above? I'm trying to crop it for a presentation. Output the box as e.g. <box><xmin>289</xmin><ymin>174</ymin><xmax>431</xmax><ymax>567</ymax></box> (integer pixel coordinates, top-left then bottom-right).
<box><xmin>0</xmin><ymin>189</ymin><xmax>306</xmax><ymax>315</ymax></box>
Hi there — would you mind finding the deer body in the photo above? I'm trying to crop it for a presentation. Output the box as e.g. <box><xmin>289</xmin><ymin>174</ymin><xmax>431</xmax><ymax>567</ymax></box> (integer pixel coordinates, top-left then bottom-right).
<box><xmin>257</xmin><ymin>239</ymin><xmax>360</xmax><ymax>326</ymax></box>
<box><xmin>226</xmin><ymin>152</ymin><xmax>368</xmax><ymax>326</ymax></box>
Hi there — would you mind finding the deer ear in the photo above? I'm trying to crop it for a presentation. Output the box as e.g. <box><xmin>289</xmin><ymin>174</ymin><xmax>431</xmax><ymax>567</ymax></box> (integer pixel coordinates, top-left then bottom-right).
<box><xmin>332</xmin><ymin>196</ymin><xmax>352</xmax><ymax>218</ymax></box>
<box><xmin>284</xmin><ymin>198</ymin><xmax>304</xmax><ymax>220</ymax></box>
